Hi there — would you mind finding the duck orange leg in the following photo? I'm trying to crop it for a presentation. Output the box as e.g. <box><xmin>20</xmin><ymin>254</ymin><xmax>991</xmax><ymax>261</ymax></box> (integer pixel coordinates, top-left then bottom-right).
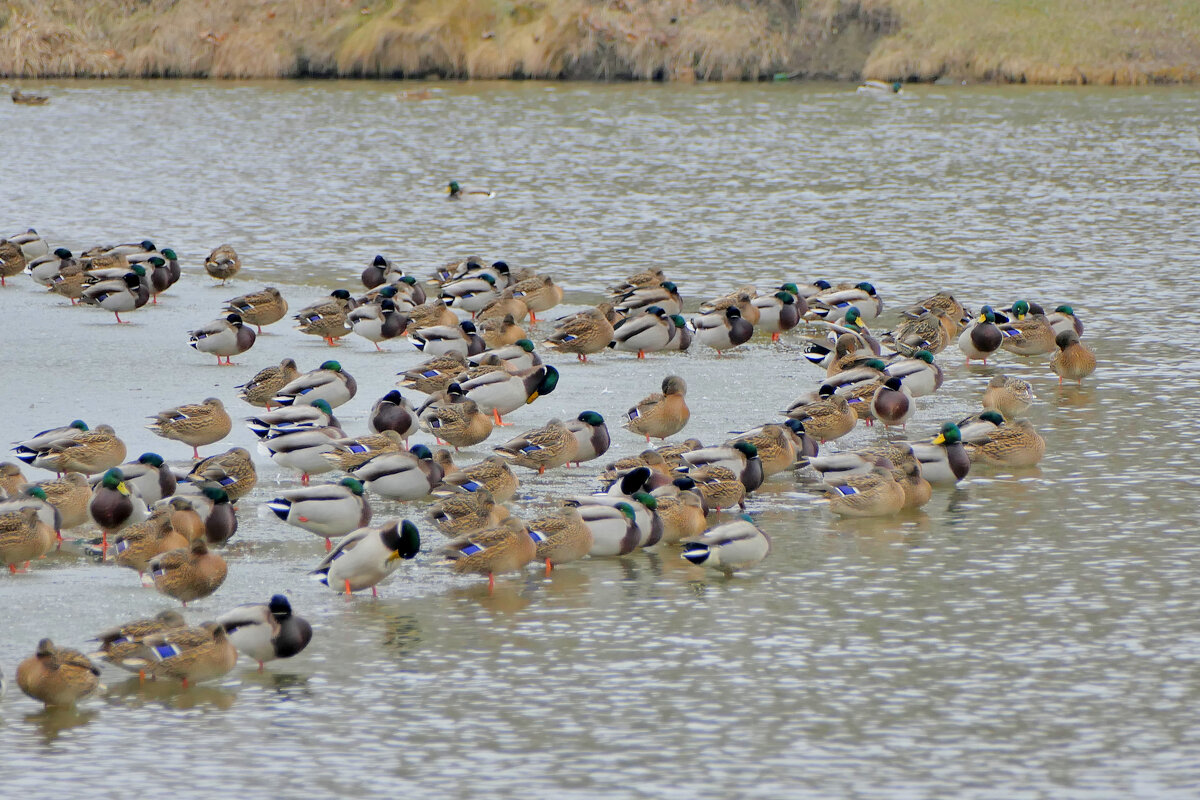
<box><xmin>344</xmin><ymin>578</ymin><xmax>352</xmax><ymax>594</ymax></box>
<box><xmin>488</xmin><ymin>573</ymin><xmax>495</xmax><ymax>592</ymax></box>
<box><xmin>545</xmin><ymin>558</ymin><xmax>552</xmax><ymax>576</ymax></box>
<box><xmin>493</xmin><ymin>409</ymin><xmax>512</xmax><ymax>427</ymax></box>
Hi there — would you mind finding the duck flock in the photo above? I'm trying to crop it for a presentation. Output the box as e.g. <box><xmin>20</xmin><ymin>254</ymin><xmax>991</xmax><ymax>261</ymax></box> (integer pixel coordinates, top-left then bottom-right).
<box><xmin>0</xmin><ymin>224</ymin><xmax>1097</xmax><ymax>708</ymax></box>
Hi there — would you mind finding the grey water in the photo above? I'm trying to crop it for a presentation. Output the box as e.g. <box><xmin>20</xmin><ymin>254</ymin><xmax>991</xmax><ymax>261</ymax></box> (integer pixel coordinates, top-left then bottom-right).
<box><xmin>1</xmin><ymin>80</ymin><xmax>1199</xmax><ymax>798</ymax></box>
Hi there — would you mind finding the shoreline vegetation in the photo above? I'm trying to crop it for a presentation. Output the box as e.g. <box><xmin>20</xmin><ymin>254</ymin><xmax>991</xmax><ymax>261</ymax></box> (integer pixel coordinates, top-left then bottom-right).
<box><xmin>2</xmin><ymin>1</ymin><xmax>1198</xmax><ymax>85</ymax></box>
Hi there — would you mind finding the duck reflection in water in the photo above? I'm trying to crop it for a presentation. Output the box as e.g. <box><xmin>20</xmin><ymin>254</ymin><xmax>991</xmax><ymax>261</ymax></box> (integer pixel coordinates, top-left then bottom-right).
<box><xmin>23</xmin><ymin>706</ymin><xmax>99</xmax><ymax>743</ymax></box>
<box><xmin>106</xmin><ymin>677</ymin><xmax>237</xmax><ymax>710</ymax></box>
<box><xmin>350</xmin><ymin>603</ymin><xmax>423</xmax><ymax>655</ymax></box>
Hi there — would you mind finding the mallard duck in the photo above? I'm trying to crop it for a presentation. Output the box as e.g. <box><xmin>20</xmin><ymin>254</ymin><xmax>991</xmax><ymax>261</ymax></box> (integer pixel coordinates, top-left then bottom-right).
<box><xmin>17</xmin><ymin>639</ymin><xmax>100</xmax><ymax>707</ymax></box>
<box><xmin>361</xmin><ymin>254</ymin><xmax>401</xmax><ymax>289</ymax></box>
<box><xmin>471</xmin><ymin>339</ymin><xmax>543</xmax><ymax>371</ymax></box>
<box><xmin>368</xmin><ymin>390</ymin><xmax>417</xmax><ymax>439</ymax></box>
<box><xmin>267</xmin><ymin>477</ymin><xmax>372</xmax><ymax>549</ymax></box>
<box><xmin>79</xmin><ymin>265</ymin><xmax>149</xmax><ymax>323</ymax></box>
<box><xmin>752</xmin><ymin>291</ymin><xmax>802</xmax><ymax>341</ymax></box>
<box><xmin>438</xmin><ymin>517</ymin><xmax>535</xmax><ymax>590</ymax></box>
<box><xmin>649</xmin><ymin>483</ymin><xmax>708</xmax><ymax>544</ymax></box>
<box><xmin>25</xmin><ymin>247</ymin><xmax>75</xmax><ymax>285</ymax></box>
<box><xmin>351</xmin><ymin>444</ymin><xmax>444</xmax><ymax>501</ymax></box>
<box><xmin>150</xmin><ymin>539</ymin><xmax>228</xmax><ymax>605</ymax></box>
<box><xmin>456</xmin><ymin>364</ymin><xmax>560</xmax><ymax>426</ymax></box>
<box><xmin>442</xmin><ymin>272</ymin><xmax>500</xmax><ymax>313</ymax></box>
<box><xmin>398</xmin><ymin>351</ymin><xmax>470</xmax><ymax>396</ymax></box>
<box><xmin>681</xmin><ymin>516</ymin><xmax>770</xmax><ymax>573</ymax></box>
<box><xmin>982</xmin><ymin>375</ymin><xmax>1035</xmax><ymax>418</ymax></box>
<box><xmin>816</xmin><ymin>460</ymin><xmax>906</xmax><ymax>517</ymax></box>
<box><xmin>871</xmin><ymin>377</ymin><xmax>913</xmax><ymax>428</ymax></box>
<box><xmin>957</xmin><ymin>306</ymin><xmax>1004</xmax><ymax>364</ymax></box>
<box><xmin>27</xmin><ymin>424</ymin><xmax>126</xmax><ymax>475</ymax></box>
<box><xmin>564</xmin><ymin>500</ymin><xmax>638</xmax><ymax>556</ymax></box>
<box><xmin>447</xmin><ymin>180</ymin><xmax>495</xmax><ymax>200</ymax></box>
<box><xmin>11</xmin><ymin>88</ymin><xmax>51</xmax><ymax>106</ymax></box>
<box><xmin>406</xmin><ymin>298</ymin><xmax>459</xmax><ymax>330</ymax></box>
<box><xmin>610</xmin><ymin>307</ymin><xmax>677</xmax><ymax>358</ymax></box>
<box><xmin>168</xmin><ymin>497</ymin><xmax>206</xmax><ymax>542</ymax></box>
<box><xmin>187</xmin><ymin>313</ymin><xmax>256</xmax><ymax>366</ymax></box>
<box><xmin>1046</xmin><ymin>305</ymin><xmax>1084</xmax><ymax>337</ymax></box>
<box><xmin>418</xmin><ymin>395</ymin><xmax>494</xmax><ymax>450</ymax></box>
<box><xmin>884</xmin><ymin>308</ymin><xmax>955</xmax><ymax>355</ymax></box>
<box><xmin>311</xmin><ymin>519</ymin><xmax>420</xmax><ymax>595</ymax></box>
<box><xmin>118</xmin><ymin>622</ymin><xmax>238</xmax><ymax>687</ymax></box>
<box><xmin>428</xmin><ymin>486</ymin><xmax>507</xmax><ymax>537</ymax></box>
<box><xmin>47</xmin><ymin>255</ymin><xmax>88</xmax><ymax>303</ymax></box>
<box><xmin>437</xmin><ymin>454</ymin><xmax>518</xmax><ymax>502</ymax></box>
<box><xmin>505</xmin><ymin>275</ymin><xmax>563</xmax><ymax>323</ymax></box>
<box><xmin>295</xmin><ymin>289</ymin><xmax>356</xmax><ymax>344</ymax></box>
<box><xmin>565</xmin><ymin>411</ymin><xmax>610</xmax><ymax>465</ymax></box>
<box><xmin>88</xmin><ymin>467</ymin><xmax>148</xmax><ymax>559</ymax></box>
<box><xmin>806</xmin><ymin>282</ymin><xmax>883</xmax><ymax>323</ymax></box>
<box><xmin>894</xmin><ymin>461</ymin><xmax>932</xmax><ymax>510</ymax></box>
<box><xmin>113</xmin><ymin>507</ymin><xmax>189</xmax><ymax>576</ymax></box>
<box><xmin>349</xmin><ymin>298</ymin><xmax>408</xmax><ymax>351</ymax></box>
<box><xmin>8</xmin><ymin>228</ymin><xmax>48</xmax><ymax>260</ymax></box>
<box><xmin>93</xmin><ymin>610</ymin><xmax>188</xmax><ymax>668</ymax></box>
<box><xmin>998</xmin><ymin>300</ymin><xmax>1056</xmax><ymax>356</ymax></box>
<box><xmin>907</xmin><ymin>422</ymin><xmax>971</xmax><ymax>484</ymax></box>
<box><xmin>147</xmin><ymin>398</ymin><xmax>231</xmax><ymax>459</ymax></box>
<box><xmin>526</xmin><ymin>507</ymin><xmax>592</xmax><ymax>572</ymax></box>
<box><xmin>784</xmin><ymin>385</ymin><xmax>856</xmax><ymax>442</ymax></box>
<box><xmin>955</xmin><ymin>410</ymin><xmax>1008</xmax><ymax>444</ymax></box>
<box><xmin>408</xmin><ymin>320</ymin><xmax>486</xmax><ymax>358</ymax></box>
<box><xmin>725</xmin><ymin>423</ymin><xmax>803</xmax><ymax>477</ymax></box>
<box><xmin>820</xmin><ymin>358</ymin><xmax>888</xmax><ymax>395</ymax></box>
<box><xmin>964</xmin><ymin>419</ymin><xmax>1046</xmax><ymax>467</ymax></box>
<box><xmin>884</xmin><ymin>349</ymin><xmax>946</xmax><ymax>397</ymax></box>
<box><xmin>493</xmin><ymin>418</ymin><xmax>579</xmax><ymax>474</ymax></box>
<box><xmin>546</xmin><ymin>306</ymin><xmax>615</xmax><ymax>362</ymax></box>
<box><xmin>274</xmin><ymin>360</ymin><xmax>357</xmax><ymax>409</ymax></box>
<box><xmin>679</xmin><ymin>442</ymin><xmax>764</xmax><ymax>493</ymax></box>
<box><xmin>0</xmin><ymin>238</ymin><xmax>27</xmax><ymax>285</ymax></box>
<box><xmin>616</xmin><ymin>281</ymin><xmax>683</xmax><ymax>317</ymax></box>
<box><xmin>1050</xmin><ymin>331</ymin><xmax>1096</xmax><ymax>385</ymax></box>
<box><xmin>237</xmin><ymin>358</ymin><xmax>301</xmax><ymax>411</ymax></box>
<box><xmin>686</xmin><ymin>465</ymin><xmax>746</xmax><ymax>511</ymax></box>
<box><xmin>624</xmin><ymin>376</ymin><xmax>689</xmax><ymax>442</ymax></box>
<box><xmin>0</xmin><ymin>506</ymin><xmax>51</xmax><ymax>572</ymax></box>
<box><xmin>27</xmin><ymin>472</ymin><xmax>90</xmax><ymax>529</ymax></box>
<box><xmin>224</xmin><ymin>286</ymin><xmax>288</xmax><ymax>332</ymax></box>
<box><xmin>218</xmin><ymin>595</ymin><xmax>313</xmax><ymax>670</ymax></box>
<box><xmin>321</xmin><ymin>431</ymin><xmax>406</xmax><ymax>472</ymax></box>
<box><xmin>475</xmin><ymin>291</ymin><xmax>529</xmax><ymax>323</ymax></box>
<box><xmin>699</xmin><ymin>288</ymin><xmax>760</xmax><ymax>323</ymax></box>
<box><xmin>0</xmin><ymin>461</ymin><xmax>26</xmax><ymax>495</ymax></box>
<box><xmin>856</xmin><ymin>79</ymin><xmax>902</xmax><ymax>96</ymax></box>
<box><xmin>12</xmin><ymin>420</ymin><xmax>89</xmax><ymax>465</ymax></box>
<box><xmin>204</xmin><ymin>244</ymin><xmax>241</xmax><ymax>284</ymax></box>
<box><xmin>608</xmin><ymin>269</ymin><xmax>667</xmax><ymax>297</ymax></box>
<box><xmin>479</xmin><ymin>313</ymin><xmax>526</xmax><ymax>349</ymax></box>
<box><xmin>259</xmin><ymin>426</ymin><xmax>343</xmax><ymax>485</ymax></box>
<box><xmin>693</xmin><ymin>306</ymin><xmax>754</xmax><ymax>354</ymax></box>
<box><xmin>246</xmin><ymin>400</ymin><xmax>339</xmax><ymax>440</ymax></box>
<box><xmin>197</xmin><ymin>486</ymin><xmax>238</xmax><ymax>546</ymax></box>
<box><xmin>901</xmin><ymin>291</ymin><xmax>964</xmax><ymax>322</ymax></box>
<box><xmin>116</xmin><ymin>452</ymin><xmax>177</xmax><ymax>505</ymax></box>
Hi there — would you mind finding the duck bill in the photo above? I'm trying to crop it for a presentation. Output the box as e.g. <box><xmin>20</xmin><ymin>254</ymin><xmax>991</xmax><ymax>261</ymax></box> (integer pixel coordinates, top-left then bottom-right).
<box><xmin>117</xmin><ymin>482</ymin><xmax>131</xmax><ymax>496</ymax></box>
<box><xmin>526</xmin><ymin>391</ymin><xmax>539</xmax><ymax>403</ymax></box>
<box><xmin>931</xmin><ymin>433</ymin><xmax>946</xmax><ymax>445</ymax></box>
<box><xmin>386</xmin><ymin>551</ymin><xmax>402</xmax><ymax>563</ymax></box>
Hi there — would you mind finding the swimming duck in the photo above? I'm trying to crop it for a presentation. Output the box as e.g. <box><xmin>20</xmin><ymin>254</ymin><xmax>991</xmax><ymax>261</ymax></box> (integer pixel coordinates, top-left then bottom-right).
<box><xmin>112</xmin><ymin>507</ymin><xmax>189</xmax><ymax>576</ymax></box>
<box><xmin>784</xmin><ymin>385</ymin><xmax>856</xmax><ymax>442</ymax></box>
<box><xmin>418</xmin><ymin>395</ymin><xmax>494</xmax><ymax>450</ymax></box>
<box><xmin>437</xmin><ymin>517</ymin><xmax>536</xmax><ymax>590</ymax></box>
<box><xmin>565</xmin><ymin>411</ymin><xmax>610</xmax><ymax>465</ymax></box>
<box><xmin>447</xmin><ymin>180</ymin><xmax>495</xmax><ymax>200</ymax></box>
<box><xmin>351</xmin><ymin>444</ymin><xmax>444</xmax><ymax>501</ymax></box>
<box><xmin>545</xmin><ymin>306</ymin><xmax>615</xmax><ymax>362</ymax></box>
<box><xmin>88</xmin><ymin>467</ymin><xmax>148</xmax><ymax>559</ymax></box>
<box><xmin>79</xmin><ymin>265</ymin><xmax>149</xmax><ymax>323</ymax></box>
<box><xmin>479</xmin><ymin>314</ymin><xmax>527</xmax><ymax>349</ymax></box>
<box><xmin>17</xmin><ymin>639</ymin><xmax>100</xmax><ymax>707</ymax></box>
<box><xmin>505</xmin><ymin>274</ymin><xmax>563</xmax><ymax>324</ymax></box>
<box><xmin>957</xmin><ymin>306</ymin><xmax>1004</xmax><ymax>364</ymax></box>
<box><xmin>678</xmin><ymin>442</ymin><xmax>764</xmax><ymax>493</ymax></box>
<box><xmin>964</xmin><ymin>419</ymin><xmax>1046</xmax><ymax>467</ymax></box>
<box><xmin>871</xmin><ymin>377</ymin><xmax>913</xmax><ymax>428</ymax></box>
<box><xmin>428</xmin><ymin>486</ymin><xmax>507</xmax><ymax>537</ymax></box>
<box><xmin>368</xmin><ymin>390</ymin><xmax>417</xmax><ymax>439</ymax></box>
<box><xmin>118</xmin><ymin>622</ymin><xmax>238</xmax><ymax>687</ymax></box>
<box><xmin>349</xmin><ymin>298</ymin><xmax>408</xmax><ymax>350</ymax></box>
<box><xmin>0</xmin><ymin>506</ymin><xmax>51</xmax><ymax>573</ymax></box>
<box><xmin>456</xmin><ymin>364</ymin><xmax>560</xmax><ymax>426</ymax></box>
<box><xmin>493</xmin><ymin>418</ymin><xmax>579</xmax><ymax>474</ymax></box>
<box><xmin>1050</xmin><ymin>331</ymin><xmax>1096</xmax><ymax>385</ymax></box>
<box><xmin>188</xmin><ymin>313</ymin><xmax>256</xmax><ymax>366</ymax></box>
<box><xmin>682</xmin><ymin>515</ymin><xmax>770</xmax><ymax>574</ymax></box>
<box><xmin>204</xmin><ymin>244</ymin><xmax>241</xmax><ymax>284</ymax></box>
<box><xmin>93</xmin><ymin>610</ymin><xmax>188</xmax><ymax>668</ymax></box>
<box><xmin>150</xmin><ymin>538</ymin><xmax>228</xmax><ymax>605</ymax></box>
<box><xmin>408</xmin><ymin>320</ymin><xmax>486</xmax><ymax>358</ymax></box>
<box><xmin>816</xmin><ymin>459</ymin><xmax>906</xmax><ymax>517</ymax></box>
<box><xmin>624</xmin><ymin>376</ymin><xmax>690</xmax><ymax>442</ymax></box>
<box><xmin>693</xmin><ymin>306</ymin><xmax>754</xmax><ymax>354</ymax></box>
<box><xmin>147</xmin><ymin>397</ymin><xmax>232</xmax><ymax>459</ymax></box>
<box><xmin>998</xmin><ymin>300</ymin><xmax>1056</xmax><ymax>356</ymax></box>
<box><xmin>806</xmin><ymin>282</ymin><xmax>883</xmax><ymax>323</ymax></box>
<box><xmin>437</xmin><ymin>454</ymin><xmax>518</xmax><ymax>502</ymax></box>
<box><xmin>218</xmin><ymin>594</ymin><xmax>313</xmax><ymax>670</ymax></box>
<box><xmin>981</xmin><ymin>375</ymin><xmax>1035</xmax><ymax>418</ymax></box>
<box><xmin>752</xmin><ymin>291</ymin><xmax>802</xmax><ymax>341</ymax></box>
<box><xmin>856</xmin><ymin>79</ymin><xmax>903</xmax><ymax>96</ymax></box>
<box><xmin>237</xmin><ymin>358</ymin><xmax>301</xmax><ymax>410</ymax></box>
<box><xmin>312</xmin><ymin>519</ymin><xmax>421</xmax><ymax>595</ymax></box>
<box><xmin>398</xmin><ymin>351</ymin><xmax>469</xmax><ymax>394</ymax></box>
<box><xmin>267</xmin><ymin>477</ymin><xmax>372</xmax><ymax>549</ymax></box>
<box><xmin>321</xmin><ymin>431</ymin><xmax>407</xmax><ymax>472</ymax></box>
<box><xmin>610</xmin><ymin>306</ymin><xmax>684</xmax><ymax>358</ymax></box>
<box><xmin>273</xmin><ymin>360</ymin><xmax>358</xmax><ymax>409</ymax></box>
<box><xmin>615</xmin><ymin>281</ymin><xmax>683</xmax><ymax>317</ymax></box>
<box><xmin>907</xmin><ymin>421</ymin><xmax>971</xmax><ymax>484</ymax></box>
<box><xmin>526</xmin><ymin>506</ymin><xmax>592</xmax><ymax>573</ymax></box>
<box><xmin>884</xmin><ymin>350</ymin><xmax>944</xmax><ymax>398</ymax></box>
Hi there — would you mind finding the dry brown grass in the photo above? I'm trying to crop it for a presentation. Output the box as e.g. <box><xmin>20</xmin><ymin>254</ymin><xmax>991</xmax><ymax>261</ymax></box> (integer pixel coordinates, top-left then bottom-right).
<box><xmin>1</xmin><ymin>0</ymin><xmax>1198</xmax><ymax>83</ymax></box>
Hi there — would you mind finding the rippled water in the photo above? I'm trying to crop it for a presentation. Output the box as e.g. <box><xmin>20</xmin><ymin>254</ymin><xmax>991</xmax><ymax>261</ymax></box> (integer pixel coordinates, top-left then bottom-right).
<box><xmin>2</xmin><ymin>80</ymin><xmax>1200</xmax><ymax>798</ymax></box>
